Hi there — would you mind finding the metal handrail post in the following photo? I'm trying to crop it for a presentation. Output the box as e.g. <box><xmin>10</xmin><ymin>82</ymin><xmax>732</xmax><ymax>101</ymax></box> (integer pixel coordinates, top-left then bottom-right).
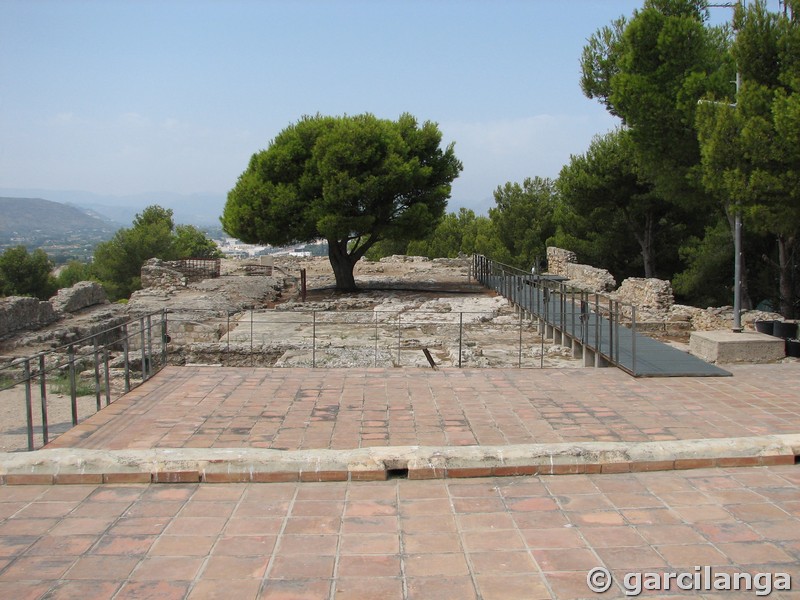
<box><xmin>122</xmin><ymin>323</ymin><xmax>130</xmax><ymax>393</ymax></box>
<box><xmin>312</xmin><ymin>310</ymin><xmax>317</xmax><ymax>368</ymax></box>
<box><xmin>139</xmin><ymin>317</ymin><xmax>147</xmax><ymax>383</ymax></box>
<box><xmin>39</xmin><ymin>353</ymin><xmax>49</xmax><ymax>446</ymax></box>
<box><xmin>23</xmin><ymin>359</ymin><xmax>33</xmax><ymax>451</ymax></box>
<box><xmin>103</xmin><ymin>346</ymin><xmax>111</xmax><ymax>406</ymax></box>
<box><xmin>608</xmin><ymin>298</ymin><xmax>614</xmax><ymax>363</ymax></box>
<box><xmin>458</xmin><ymin>312</ymin><xmax>463</xmax><ymax>368</ymax></box>
<box><xmin>397</xmin><ymin>314</ymin><xmax>401</xmax><ymax>365</ymax></box>
<box><xmin>69</xmin><ymin>344</ymin><xmax>78</xmax><ymax>426</ymax></box>
<box><xmin>93</xmin><ymin>336</ymin><xmax>102</xmax><ymax>412</ymax></box>
<box><xmin>594</xmin><ymin>294</ymin><xmax>599</xmax><ymax>351</ymax></box>
<box><xmin>161</xmin><ymin>310</ymin><xmax>168</xmax><ymax>368</ymax></box>
<box><xmin>631</xmin><ymin>306</ymin><xmax>637</xmax><ymax>376</ymax></box>
<box><xmin>146</xmin><ymin>314</ymin><xmax>153</xmax><ymax>378</ymax></box>
<box><xmin>614</xmin><ymin>301</ymin><xmax>620</xmax><ymax>363</ymax></box>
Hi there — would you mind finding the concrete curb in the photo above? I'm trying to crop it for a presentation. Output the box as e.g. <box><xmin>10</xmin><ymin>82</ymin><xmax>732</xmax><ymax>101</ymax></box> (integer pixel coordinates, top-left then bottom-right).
<box><xmin>1</xmin><ymin>434</ymin><xmax>798</xmax><ymax>485</ymax></box>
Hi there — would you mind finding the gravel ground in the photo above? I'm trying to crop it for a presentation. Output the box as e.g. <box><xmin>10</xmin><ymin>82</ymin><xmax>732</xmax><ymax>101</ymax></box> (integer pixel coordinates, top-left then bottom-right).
<box><xmin>0</xmin><ymin>385</ymin><xmax>105</xmax><ymax>452</ymax></box>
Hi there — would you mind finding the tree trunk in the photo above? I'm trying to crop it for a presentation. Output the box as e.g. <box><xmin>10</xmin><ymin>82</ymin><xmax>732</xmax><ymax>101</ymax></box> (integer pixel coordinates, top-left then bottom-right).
<box><xmin>328</xmin><ymin>239</ymin><xmax>358</xmax><ymax>292</ymax></box>
<box><xmin>630</xmin><ymin>212</ymin><xmax>656</xmax><ymax>278</ymax></box>
<box><xmin>777</xmin><ymin>234</ymin><xmax>795</xmax><ymax>318</ymax></box>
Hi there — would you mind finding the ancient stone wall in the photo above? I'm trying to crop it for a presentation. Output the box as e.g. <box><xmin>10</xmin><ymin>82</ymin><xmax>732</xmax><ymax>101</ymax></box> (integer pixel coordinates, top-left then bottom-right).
<box><xmin>50</xmin><ymin>281</ymin><xmax>108</xmax><ymax>314</ymax></box>
<box><xmin>545</xmin><ymin>247</ymin><xmax>577</xmax><ymax>277</ymax></box>
<box><xmin>0</xmin><ymin>297</ymin><xmax>59</xmax><ymax>338</ymax></box>
<box><xmin>140</xmin><ymin>258</ymin><xmax>188</xmax><ymax>289</ymax></box>
<box><xmin>546</xmin><ymin>247</ymin><xmax>615</xmax><ymax>292</ymax></box>
<box><xmin>613</xmin><ymin>278</ymin><xmax>674</xmax><ymax>314</ymax></box>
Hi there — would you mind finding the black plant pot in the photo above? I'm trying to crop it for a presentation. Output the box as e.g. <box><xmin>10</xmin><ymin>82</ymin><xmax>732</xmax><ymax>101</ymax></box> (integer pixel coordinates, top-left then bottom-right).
<box><xmin>774</xmin><ymin>321</ymin><xmax>798</xmax><ymax>339</ymax></box>
<box><xmin>754</xmin><ymin>320</ymin><xmax>776</xmax><ymax>335</ymax></box>
<box><xmin>786</xmin><ymin>338</ymin><xmax>800</xmax><ymax>358</ymax></box>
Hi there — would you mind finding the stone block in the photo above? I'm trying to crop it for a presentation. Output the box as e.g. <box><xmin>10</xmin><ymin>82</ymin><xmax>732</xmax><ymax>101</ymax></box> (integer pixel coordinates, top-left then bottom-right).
<box><xmin>689</xmin><ymin>330</ymin><xmax>785</xmax><ymax>364</ymax></box>
<box><xmin>50</xmin><ymin>281</ymin><xmax>107</xmax><ymax>314</ymax></box>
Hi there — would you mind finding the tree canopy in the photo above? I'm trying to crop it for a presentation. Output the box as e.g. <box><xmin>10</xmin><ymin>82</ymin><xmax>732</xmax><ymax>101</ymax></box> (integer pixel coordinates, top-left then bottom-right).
<box><xmin>92</xmin><ymin>205</ymin><xmax>221</xmax><ymax>301</ymax></box>
<box><xmin>221</xmin><ymin>113</ymin><xmax>462</xmax><ymax>291</ymax></box>
<box><xmin>696</xmin><ymin>0</ymin><xmax>800</xmax><ymax>316</ymax></box>
<box><xmin>0</xmin><ymin>246</ymin><xmax>57</xmax><ymax>300</ymax></box>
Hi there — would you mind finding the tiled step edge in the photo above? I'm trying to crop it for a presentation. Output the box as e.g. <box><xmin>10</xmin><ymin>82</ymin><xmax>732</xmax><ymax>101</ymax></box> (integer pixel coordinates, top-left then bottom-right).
<box><xmin>1</xmin><ymin>434</ymin><xmax>797</xmax><ymax>485</ymax></box>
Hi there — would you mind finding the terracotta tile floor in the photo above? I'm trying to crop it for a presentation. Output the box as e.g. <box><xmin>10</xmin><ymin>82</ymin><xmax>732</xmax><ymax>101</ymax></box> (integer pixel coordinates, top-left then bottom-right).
<box><xmin>9</xmin><ymin>362</ymin><xmax>800</xmax><ymax>597</ymax></box>
<box><xmin>0</xmin><ymin>466</ymin><xmax>799</xmax><ymax>599</ymax></box>
<box><xmin>45</xmin><ymin>364</ymin><xmax>800</xmax><ymax>450</ymax></box>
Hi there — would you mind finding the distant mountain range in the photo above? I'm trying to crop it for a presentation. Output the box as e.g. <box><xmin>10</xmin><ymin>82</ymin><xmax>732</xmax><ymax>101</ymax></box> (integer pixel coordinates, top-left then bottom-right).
<box><xmin>0</xmin><ymin>197</ymin><xmax>117</xmax><ymax>238</ymax></box>
<box><xmin>0</xmin><ymin>188</ymin><xmax>226</xmax><ymax>227</ymax></box>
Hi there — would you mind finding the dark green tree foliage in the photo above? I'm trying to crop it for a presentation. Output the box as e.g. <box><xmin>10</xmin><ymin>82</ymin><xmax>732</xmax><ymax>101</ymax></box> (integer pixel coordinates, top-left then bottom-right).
<box><xmin>0</xmin><ymin>246</ymin><xmax>57</xmax><ymax>300</ymax></box>
<box><xmin>696</xmin><ymin>0</ymin><xmax>800</xmax><ymax>316</ymax></box>
<box><xmin>93</xmin><ymin>206</ymin><xmax>176</xmax><ymax>300</ymax></box>
<box><xmin>222</xmin><ymin>113</ymin><xmax>462</xmax><ymax>291</ymax></box>
<box><xmin>92</xmin><ymin>205</ymin><xmax>219</xmax><ymax>301</ymax></box>
<box><xmin>555</xmin><ymin>129</ymin><xmax>689</xmax><ymax>279</ymax></box>
<box><xmin>173</xmin><ymin>225</ymin><xmax>223</xmax><ymax>259</ymax></box>
<box><xmin>582</xmin><ymin>0</ymin><xmax>732</xmax><ymax>202</ymax></box>
<box><xmin>406</xmin><ymin>208</ymin><xmax>502</xmax><ymax>259</ymax></box>
<box><xmin>56</xmin><ymin>260</ymin><xmax>96</xmax><ymax>289</ymax></box>
<box><xmin>488</xmin><ymin>177</ymin><xmax>556</xmax><ymax>270</ymax></box>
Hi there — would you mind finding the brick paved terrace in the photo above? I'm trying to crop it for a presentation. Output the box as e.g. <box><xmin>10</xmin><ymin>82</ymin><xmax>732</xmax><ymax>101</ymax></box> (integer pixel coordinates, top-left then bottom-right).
<box><xmin>46</xmin><ymin>364</ymin><xmax>800</xmax><ymax>452</ymax></box>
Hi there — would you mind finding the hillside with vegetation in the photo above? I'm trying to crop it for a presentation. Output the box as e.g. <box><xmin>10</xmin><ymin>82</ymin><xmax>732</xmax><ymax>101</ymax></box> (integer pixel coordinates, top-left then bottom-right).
<box><xmin>0</xmin><ymin>197</ymin><xmax>116</xmax><ymax>261</ymax></box>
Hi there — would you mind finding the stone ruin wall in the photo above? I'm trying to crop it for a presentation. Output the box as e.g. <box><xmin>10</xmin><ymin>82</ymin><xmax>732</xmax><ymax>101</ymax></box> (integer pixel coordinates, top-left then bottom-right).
<box><xmin>0</xmin><ymin>281</ymin><xmax>109</xmax><ymax>339</ymax></box>
<box><xmin>545</xmin><ymin>247</ymin><xmax>616</xmax><ymax>293</ymax></box>
<box><xmin>140</xmin><ymin>259</ymin><xmax>189</xmax><ymax>289</ymax></box>
<box><xmin>545</xmin><ymin>246</ymin><xmax>783</xmax><ymax>333</ymax></box>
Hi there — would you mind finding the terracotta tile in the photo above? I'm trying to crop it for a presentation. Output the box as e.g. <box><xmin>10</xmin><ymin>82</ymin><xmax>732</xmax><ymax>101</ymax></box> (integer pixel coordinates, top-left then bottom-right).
<box><xmin>456</xmin><ymin>513</ymin><xmax>517</xmax><ymax>531</ymax></box>
<box><xmin>202</xmin><ymin>555</ymin><xmax>270</xmax><ymax>579</ymax></box>
<box><xmin>282</xmin><ymin>516</ymin><xmax>341</xmax><ymax>535</ymax></box>
<box><xmin>531</xmin><ymin>547</ymin><xmax>600</xmax><ymax>572</ymax></box>
<box><xmin>461</xmin><ymin>529</ymin><xmax>526</xmax><ymax>552</ymax></box>
<box><xmin>400</xmin><ymin>515</ymin><xmax>457</xmax><ymax>533</ymax></box>
<box><xmin>468</xmin><ymin>550</ymin><xmax>537</xmax><ymax>574</ymax></box>
<box><xmin>26</xmin><ymin>534</ymin><xmax>95</xmax><ymax>556</ymax></box>
<box><xmin>636</xmin><ymin>524</ymin><xmax>707</xmax><ymax>545</ymax></box>
<box><xmin>164</xmin><ymin>516</ymin><xmax>228</xmax><ymax>536</ymax></box>
<box><xmin>213</xmin><ymin>535</ymin><xmax>276</xmax><ymax>556</ymax></box>
<box><xmin>149</xmin><ymin>535</ymin><xmax>216</xmax><ymax>556</ymax></box>
<box><xmin>593</xmin><ymin>545</ymin><xmax>668</xmax><ymax>570</ymax></box>
<box><xmin>336</xmin><ymin>554</ymin><xmax>400</xmax><ymax>577</ymax></box>
<box><xmin>114</xmin><ymin>580</ymin><xmax>192</xmax><ymax>600</ymax></box>
<box><xmin>475</xmin><ymin>573</ymin><xmax>551</xmax><ymax>600</ymax></box>
<box><xmin>717</xmin><ymin>541</ymin><xmax>797</xmax><ymax>564</ymax></box>
<box><xmin>41</xmin><ymin>580</ymin><xmax>121</xmax><ymax>600</ymax></box>
<box><xmin>404</xmin><ymin>552</ymin><xmax>470</xmax><ymax>576</ymax></box>
<box><xmin>278</xmin><ymin>534</ymin><xmax>339</xmax><ymax>555</ymax></box>
<box><xmin>0</xmin><ymin>581</ymin><xmax>66</xmax><ymax>600</ymax></box>
<box><xmin>187</xmin><ymin>578</ymin><xmax>261</xmax><ymax>600</ymax></box>
<box><xmin>332</xmin><ymin>576</ymin><xmax>403</xmax><ymax>600</ymax></box>
<box><xmin>406</xmin><ymin>575</ymin><xmax>478</xmax><ymax>600</ymax></box>
<box><xmin>0</xmin><ymin>555</ymin><xmax>75</xmax><ymax>580</ymax></box>
<box><xmin>66</xmin><ymin>555</ymin><xmax>140</xmax><ymax>580</ymax></box>
<box><xmin>341</xmin><ymin>516</ymin><xmax>398</xmax><ymax>534</ymax></box>
<box><xmin>260</xmin><ymin>578</ymin><xmax>332</xmax><ymax>600</ymax></box>
<box><xmin>268</xmin><ymin>554</ymin><xmax>335</xmax><ymax>579</ymax></box>
<box><xmin>339</xmin><ymin>533</ymin><xmax>399</xmax><ymax>555</ymax></box>
<box><xmin>93</xmin><ymin>534</ymin><xmax>156</xmax><ymax>556</ymax></box>
<box><xmin>225</xmin><ymin>517</ymin><xmax>284</xmax><ymax>536</ymax></box>
<box><xmin>581</xmin><ymin>526</ymin><xmax>650</xmax><ymax>548</ymax></box>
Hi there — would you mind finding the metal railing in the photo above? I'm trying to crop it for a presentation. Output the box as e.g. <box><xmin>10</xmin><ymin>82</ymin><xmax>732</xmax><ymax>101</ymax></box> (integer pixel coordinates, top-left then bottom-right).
<box><xmin>0</xmin><ymin>310</ymin><xmax>168</xmax><ymax>451</ymax></box>
<box><xmin>473</xmin><ymin>254</ymin><xmax>640</xmax><ymax>375</ymax></box>
<box><xmin>166</xmin><ymin>307</ymin><xmax>548</xmax><ymax>370</ymax></box>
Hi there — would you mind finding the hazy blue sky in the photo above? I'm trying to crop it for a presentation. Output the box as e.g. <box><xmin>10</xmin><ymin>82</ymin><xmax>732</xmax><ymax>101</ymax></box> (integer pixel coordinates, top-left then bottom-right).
<box><xmin>0</xmin><ymin>0</ymin><xmax>770</xmax><ymax>215</ymax></box>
